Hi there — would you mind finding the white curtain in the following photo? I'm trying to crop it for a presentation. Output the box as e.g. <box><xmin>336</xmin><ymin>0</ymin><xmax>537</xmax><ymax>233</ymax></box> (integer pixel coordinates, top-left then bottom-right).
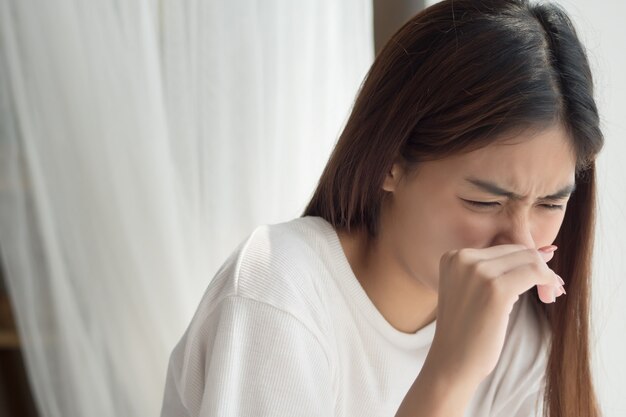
<box><xmin>0</xmin><ymin>1</ymin><xmax>373</xmax><ymax>416</ymax></box>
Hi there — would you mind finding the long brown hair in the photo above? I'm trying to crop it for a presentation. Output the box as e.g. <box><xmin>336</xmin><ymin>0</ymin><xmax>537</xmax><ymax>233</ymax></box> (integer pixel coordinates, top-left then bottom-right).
<box><xmin>302</xmin><ymin>0</ymin><xmax>604</xmax><ymax>415</ymax></box>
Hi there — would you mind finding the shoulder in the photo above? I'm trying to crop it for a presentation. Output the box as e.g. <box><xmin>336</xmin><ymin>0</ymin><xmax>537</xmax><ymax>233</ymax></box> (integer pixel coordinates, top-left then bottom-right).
<box><xmin>234</xmin><ymin>216</ymin><xmax>328</xmax><ymax>299</ymax></box>
<box><xmin>237</xmin><ymin>216</ymin><xmax>328</xmax><ymax>293</ymax></box>
<box><xmin>162</xmin><ymin>219</ymin><xmax>337</xmax><ymax>416</ymax></box>
<box><xmin>198</xmin><ymin>216</ymin><xmax>333</xmax><ymax>331</ymax></box>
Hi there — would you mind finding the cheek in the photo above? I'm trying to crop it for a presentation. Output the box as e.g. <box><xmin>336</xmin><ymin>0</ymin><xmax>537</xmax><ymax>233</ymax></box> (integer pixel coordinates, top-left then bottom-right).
<box><xmin>391</xmin><ymin>195</ymin><xmax>456</xmax><ymax>287</ymax></box>
<box><xmin>442</xmin><ymin>206</ymin><xmax>495</xmax><ymax>249</ymax></box>
<box><xmin>532</xmin><ymin>213</ymin><xmax>566</xmax><ymax>243</ymax></box>
<box><xmin>401</xmin><ymin>202</ymin><xmax>492</xmax><ymax>287</ymax></box>
<box><xmin>411</xmin><ymin>200</ymin><xmax>491</xmax><ymax>255</ymax></box>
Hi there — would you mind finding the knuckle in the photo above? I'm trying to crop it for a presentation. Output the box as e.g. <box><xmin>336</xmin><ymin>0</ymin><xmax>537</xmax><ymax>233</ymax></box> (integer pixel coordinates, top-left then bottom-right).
<box><xmin>528</xmin><ymin>248</ymin><xmax>544</xmax><ymax>262</ymax></box>
<box><xmin>456</xmin><ymin>248</ymin><xmax>473</xmax><ymax>264</ymax></box>
<box><xmin>440</xmin><ymin>250</ymin><xmax>455</xmax><ymax>267</ymax></box>
<box><xmin>469</xmin><ymin>259</ymin><xmax>489</xmax><ymax>277</ymax></box>
<box><xmin>528</xmin><ymin>261</ymin><xmax>544</xmax><ymax>274</ymax></box>
<box><xmin>522</xmin><ymin>249</ymin><xmax>548</xmax><ymax>272</ymax></box>
<box><xmin>483</xmin><ymin>276</ymin><xmax>503</xmax><ymax>299</ymax></box>
<box><xmin>550</xmin><ymin>270</ymin><xmax>561</xmax><ymax>285</ymax></box>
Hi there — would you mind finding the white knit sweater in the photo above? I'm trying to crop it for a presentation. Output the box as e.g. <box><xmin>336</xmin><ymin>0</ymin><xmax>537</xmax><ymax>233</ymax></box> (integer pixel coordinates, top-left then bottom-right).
<box><xmin>160</xmin><ymin>215</ymin><xmax>550</xmax><ymax>417</ymax></box>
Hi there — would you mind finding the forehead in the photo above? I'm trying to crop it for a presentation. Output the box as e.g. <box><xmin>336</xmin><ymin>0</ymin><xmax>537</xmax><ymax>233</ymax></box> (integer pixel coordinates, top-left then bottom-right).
<box><xmin>461</xmin><ymin>124</ymin><xmax>577</xmax><ymax>174</ymax></box>
<box><xmin>412</xmin><ymin>124</ymin><xmax>577</xmax><ymax>190</ymax></box>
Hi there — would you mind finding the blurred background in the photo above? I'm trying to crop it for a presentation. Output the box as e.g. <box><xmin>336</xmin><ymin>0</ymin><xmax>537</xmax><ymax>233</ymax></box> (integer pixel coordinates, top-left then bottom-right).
<box><xmin>0</xmin><ymin>0</ymin><xmax>624</xmax><ymax>416</ymax></box>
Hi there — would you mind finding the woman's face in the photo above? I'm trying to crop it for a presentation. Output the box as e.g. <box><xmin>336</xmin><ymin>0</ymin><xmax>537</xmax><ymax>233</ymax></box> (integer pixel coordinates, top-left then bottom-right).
<box><xmin>380</xmin><ymin>124</ymin><xmax>577</xmax><ymax>292</ymax></box>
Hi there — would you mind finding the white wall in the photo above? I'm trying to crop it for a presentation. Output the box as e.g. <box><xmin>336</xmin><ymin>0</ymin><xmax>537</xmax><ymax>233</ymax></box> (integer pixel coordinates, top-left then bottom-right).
<box><xmin>558</xmin><ymin>1</ymin><xmax>626</xmax><ymax>415</ymax></box>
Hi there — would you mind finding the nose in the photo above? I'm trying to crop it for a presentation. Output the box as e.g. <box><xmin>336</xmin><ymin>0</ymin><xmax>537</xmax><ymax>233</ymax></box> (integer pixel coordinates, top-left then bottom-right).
<box><xmin>491</xmin><ymin>211</ymin><xmax>536</xmax><ymax>249</ymax></box>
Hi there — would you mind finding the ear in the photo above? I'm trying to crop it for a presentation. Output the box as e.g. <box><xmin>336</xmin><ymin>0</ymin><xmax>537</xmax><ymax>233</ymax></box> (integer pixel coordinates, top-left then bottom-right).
<box><xmin>382</xmin><ymin>162</ymin><xmax>404</xmax><ymax>193</ymax></box>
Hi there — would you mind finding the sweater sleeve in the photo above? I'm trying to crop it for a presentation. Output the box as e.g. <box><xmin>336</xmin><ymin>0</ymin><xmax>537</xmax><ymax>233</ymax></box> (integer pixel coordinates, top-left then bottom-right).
<box><xmin>160</xmin><ymin>295</ymin><xmax>334</xmax><ymax>417</ymax></box>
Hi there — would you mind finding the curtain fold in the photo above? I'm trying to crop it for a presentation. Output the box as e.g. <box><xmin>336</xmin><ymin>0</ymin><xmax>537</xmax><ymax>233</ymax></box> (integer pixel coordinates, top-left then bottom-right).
<box><xmin>0</xmin><ymin>1</ymin><xmax>373</xmax><ymax>416</ymax></box>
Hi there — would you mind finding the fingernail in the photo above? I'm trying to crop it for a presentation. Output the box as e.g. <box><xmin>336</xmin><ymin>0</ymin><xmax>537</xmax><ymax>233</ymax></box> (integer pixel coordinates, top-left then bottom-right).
<box><xmin>556</xmin><ymin>275</ymin><xmax>565</xmax><ymax>285</ymax></box>
<box><xmin>538</xmin><ymin>245</ymin><xmax>558</xmax><ymax>253</ymax></box>
<box><xmin>549</xmin><ymin>292</ymin><xmax>556</xmax><ymax>303</ymax></box>
<box><xmin>552</xmin><ymin>284</ymin><xmax>567</xmax><ymax>300</ymax></box>
<box><xmin>539</xmin><ymin>250</ymin><xmax>555</xmax><ymax>263</ymax></box>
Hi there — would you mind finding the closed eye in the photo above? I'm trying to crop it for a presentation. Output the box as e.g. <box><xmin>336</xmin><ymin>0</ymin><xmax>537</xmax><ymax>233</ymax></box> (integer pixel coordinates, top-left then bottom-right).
<box><xmin>461</xmin><ymin>199</ymin><xmax>564</xmax><ymax>211</ymax></box>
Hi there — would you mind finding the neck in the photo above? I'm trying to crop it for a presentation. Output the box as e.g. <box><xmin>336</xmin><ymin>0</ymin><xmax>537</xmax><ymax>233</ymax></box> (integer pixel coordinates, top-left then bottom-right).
<box><xmin>336</xmin><ymin>226</ymin><xmax>438</xmax><ymax>334</ymax></box>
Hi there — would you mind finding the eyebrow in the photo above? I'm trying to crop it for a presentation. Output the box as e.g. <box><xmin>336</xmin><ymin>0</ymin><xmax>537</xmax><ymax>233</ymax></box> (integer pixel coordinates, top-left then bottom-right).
<box><xmin>464</xmin><ymin>177</ymin><xmax>577</xmax><ymax>201</ymax></box>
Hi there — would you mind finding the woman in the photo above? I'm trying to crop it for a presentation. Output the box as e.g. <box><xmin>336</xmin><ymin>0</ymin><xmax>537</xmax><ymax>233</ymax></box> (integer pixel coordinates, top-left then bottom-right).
<box><xmin>161</xmin><ymin>0</ymin><xmax>604</xmax><ymax>416</ymax></box>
